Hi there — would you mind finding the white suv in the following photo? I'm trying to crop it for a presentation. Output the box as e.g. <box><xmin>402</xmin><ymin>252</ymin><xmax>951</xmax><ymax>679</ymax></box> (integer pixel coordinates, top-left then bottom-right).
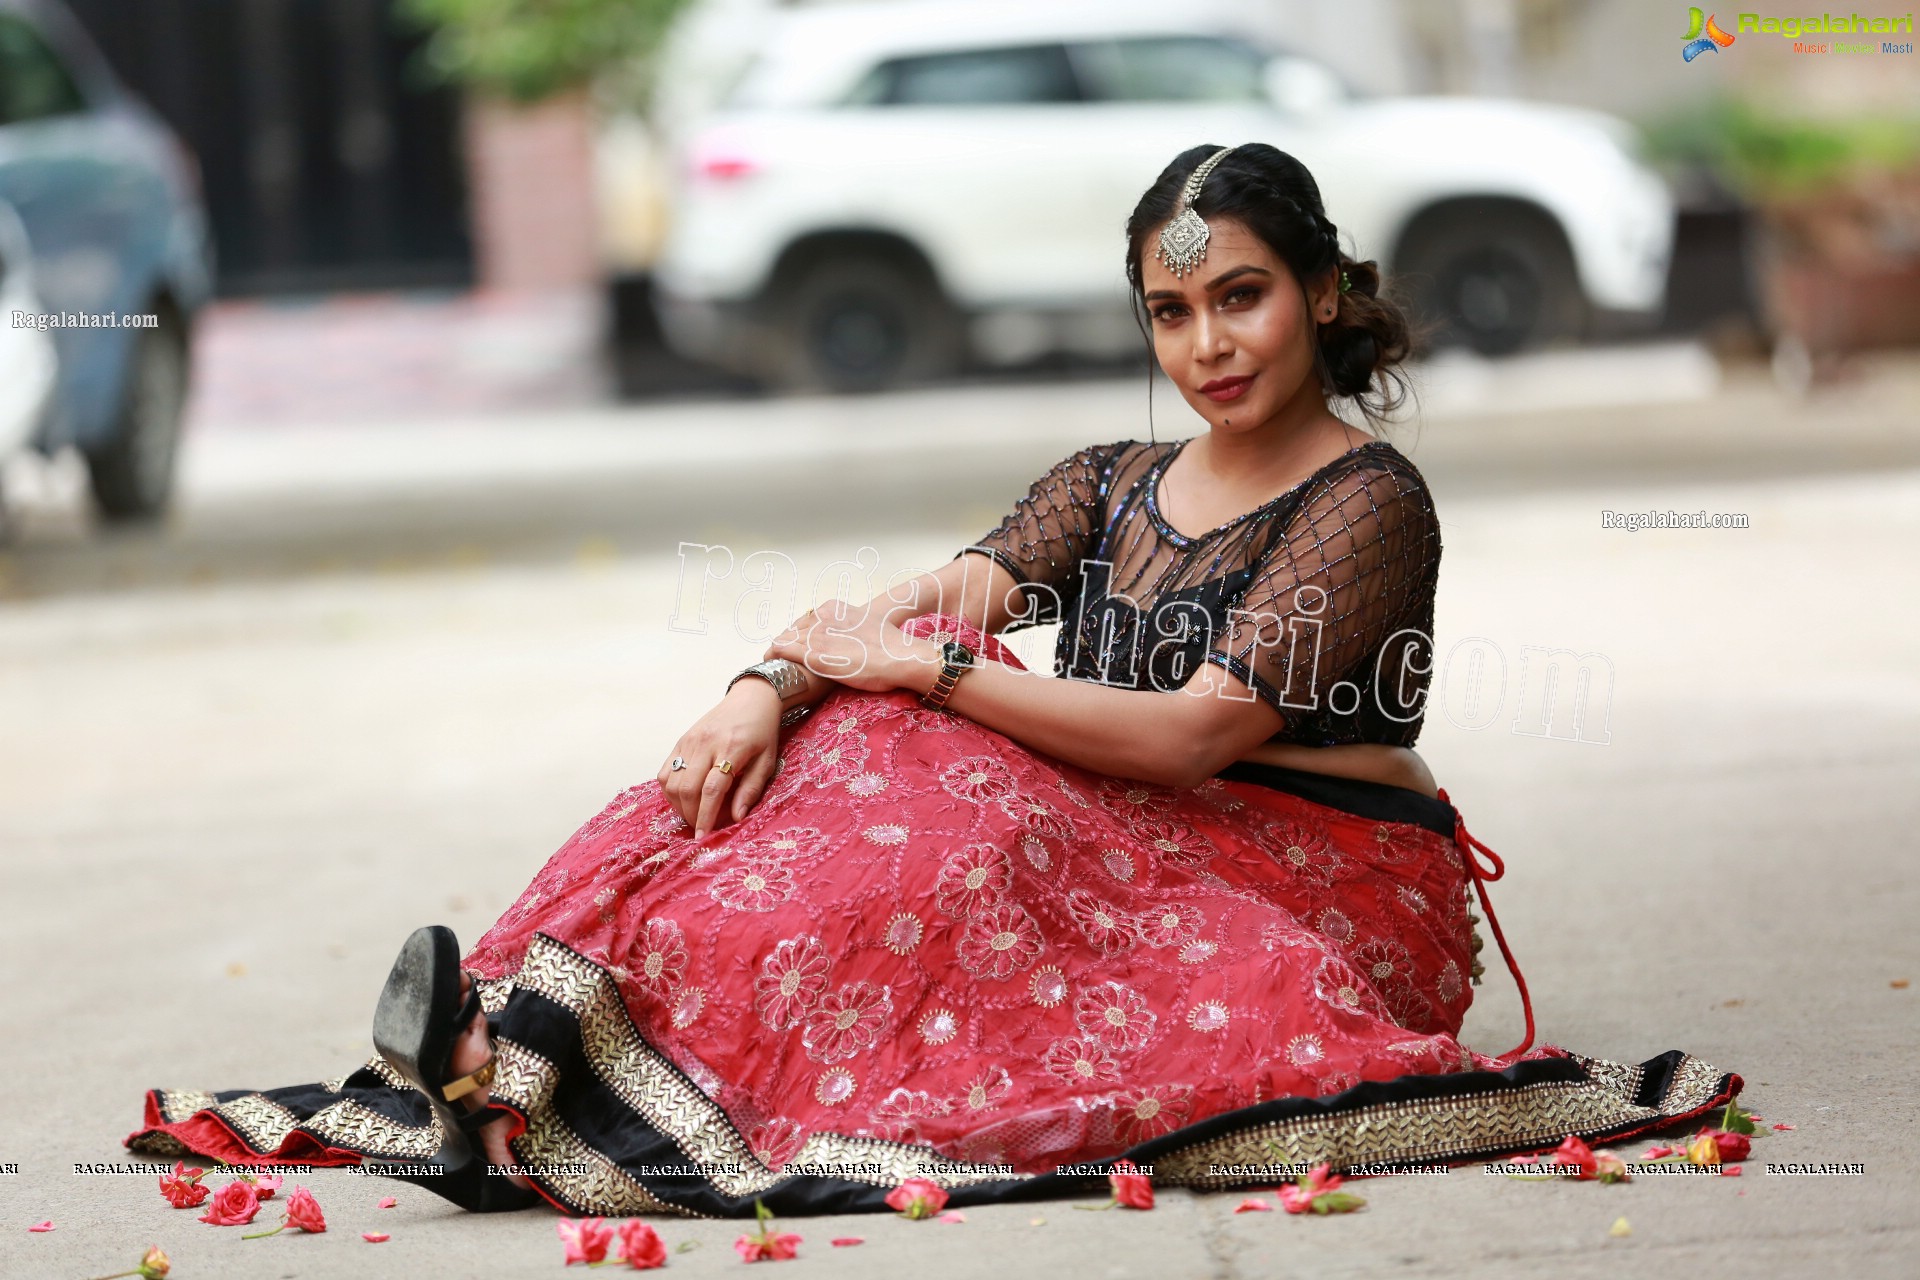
<box><xmin>654</xmin><ymin>0</ymin><xmax>1674</xmax><ymax>391</ymax></box>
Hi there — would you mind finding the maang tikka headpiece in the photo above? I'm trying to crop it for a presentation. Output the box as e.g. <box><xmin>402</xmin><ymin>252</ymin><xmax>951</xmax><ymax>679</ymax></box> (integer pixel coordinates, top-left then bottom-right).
<box><xmin>1155</xmin><ymin>146</ymin><xmax>1234</xmax><ymax>279</ymax></box>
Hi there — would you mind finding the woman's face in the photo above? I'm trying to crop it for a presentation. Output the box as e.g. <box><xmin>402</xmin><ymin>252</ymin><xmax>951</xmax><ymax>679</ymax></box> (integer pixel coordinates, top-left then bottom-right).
<box><xmin>1138</xmin><ymin>216</ymin><xmax>1334</xmax><ymax>435</ymax></box>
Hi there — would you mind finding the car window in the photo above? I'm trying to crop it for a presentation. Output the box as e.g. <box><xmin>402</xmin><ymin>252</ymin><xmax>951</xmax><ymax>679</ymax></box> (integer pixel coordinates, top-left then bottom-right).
<box><xmin>1072</xmin><ymin>36</ymin><xmax>1270</xmax><ymax>103</ymax></box>
<box><xmin>844</xmin><ymin>44</ymin><xmax>1081</xmax><ymax>106</ymax></box>
<box><xmin>0</xmin><ymin>13</ymin><xmax>88</xmax><ymax>125</ymax></box>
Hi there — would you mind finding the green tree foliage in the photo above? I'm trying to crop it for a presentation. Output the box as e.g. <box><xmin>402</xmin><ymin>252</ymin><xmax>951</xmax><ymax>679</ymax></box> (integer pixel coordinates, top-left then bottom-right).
<box><xmin>396</xmin><ymin>0</ymin><xmax>697</xmax><ymax>104</ymax></box>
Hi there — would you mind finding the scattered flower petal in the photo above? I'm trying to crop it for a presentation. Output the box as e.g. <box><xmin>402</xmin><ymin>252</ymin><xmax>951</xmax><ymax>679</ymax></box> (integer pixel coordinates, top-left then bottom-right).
<box><xmin>362</xmin><ymin>1232</ymin><xmax>390</xmax><ymax>1243</ymax></box>
<box><xmin>1234</xmin><ymin>1197</ymin><xmax>1275</xmax><ymax>1213</ymax></box>
<box><xmin>378</xmin><ymin>1196</ymin><xmax>398</xmax><ymax>1208</ymax></box>
<box><xmin>1610</xmin><ymin>1217</ymin><xmax>1631</xmax><ymax>1238</ymax></box>
<box><xmin>830</xmin><ymin>1237</ymin><xmax>865</xmax><ymax>1247</ymax></box>
<box><xmin>1720</xmin><ymin>1165</ymin><xmax>1743</xmax><ymax>1177</ymax></box>
<box><xmin>1772</xmin><ymin>1123</ymin><xmax>1796</xmax><ymax>1132</ymax></box>
<box><xmin>27</xmin><ymin>1221</ymin><xmax>53</xmax><ymax>1232</ymax></box>
<box><xmin>936</xmin><ymin>1210</ymin><xmax>967</xmax><ymax>1223</ymax></box>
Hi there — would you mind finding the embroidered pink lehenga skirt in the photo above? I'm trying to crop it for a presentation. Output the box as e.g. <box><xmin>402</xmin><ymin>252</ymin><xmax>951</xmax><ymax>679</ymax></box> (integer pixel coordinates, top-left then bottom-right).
<box><xmin>127</xmin><ymin>614</ymin><xmax>1738</xmax><ymax>1215</ymax></box>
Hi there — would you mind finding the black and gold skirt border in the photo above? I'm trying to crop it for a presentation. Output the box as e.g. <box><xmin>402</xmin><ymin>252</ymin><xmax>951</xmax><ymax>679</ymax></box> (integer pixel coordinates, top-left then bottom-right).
<box><xmin>127</xmin><ymin>932</ymin><xmax>1740</xmax><ymax>1217</ymax></box>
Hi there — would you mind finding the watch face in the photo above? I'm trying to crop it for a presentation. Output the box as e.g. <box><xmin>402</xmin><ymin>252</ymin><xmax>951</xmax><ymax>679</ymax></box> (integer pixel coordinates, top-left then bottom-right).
<box><xmin>941</xmin><ymin>640</ymin><xmax>975</xmax><ymax>667</ymax></box>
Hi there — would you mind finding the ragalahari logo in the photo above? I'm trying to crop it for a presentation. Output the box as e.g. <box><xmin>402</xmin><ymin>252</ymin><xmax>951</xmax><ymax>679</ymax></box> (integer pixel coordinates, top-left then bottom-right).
<box><xmin>1683</xmin><ymin>8</ymin><xmax>1738</xmax><ymax>59</ymax></box>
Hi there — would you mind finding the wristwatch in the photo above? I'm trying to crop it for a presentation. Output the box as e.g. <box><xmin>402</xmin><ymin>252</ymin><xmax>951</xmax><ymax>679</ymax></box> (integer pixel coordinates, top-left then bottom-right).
<box><xmin>920</xmin><ymin>640</ymin><xmax>976</xmax><ymax>711</ymax></box>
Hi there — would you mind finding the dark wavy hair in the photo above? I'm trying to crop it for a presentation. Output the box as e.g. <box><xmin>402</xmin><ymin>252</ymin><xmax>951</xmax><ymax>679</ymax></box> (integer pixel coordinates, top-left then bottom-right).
<box><xmin>1125</xmin><ymin>143</ymin><xmax>1421</xmax><ymax>429</ymax></box>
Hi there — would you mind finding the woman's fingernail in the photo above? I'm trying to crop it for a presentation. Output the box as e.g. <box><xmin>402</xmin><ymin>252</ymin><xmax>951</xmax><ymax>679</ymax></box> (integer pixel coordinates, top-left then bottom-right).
<box><xmin>694</xmin><ymin>828</ymin><xmax>707</xmax><ymax>841</ymax></box>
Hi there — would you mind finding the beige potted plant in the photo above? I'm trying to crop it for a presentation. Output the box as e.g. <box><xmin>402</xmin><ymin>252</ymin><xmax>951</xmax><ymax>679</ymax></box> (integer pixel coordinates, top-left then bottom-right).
<box><xmin>1642</xmin><ymin>96</ymin><xmax>1920</xmax><ymax>387</ymax></box>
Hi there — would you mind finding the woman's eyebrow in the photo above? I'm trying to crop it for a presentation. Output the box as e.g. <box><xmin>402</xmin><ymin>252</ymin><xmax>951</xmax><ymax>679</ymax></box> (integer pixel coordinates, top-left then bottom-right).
<box><xmin>1144</xmin><ymin>264</ymin><xmax>1272</xmax><ymax>302</ymax></box>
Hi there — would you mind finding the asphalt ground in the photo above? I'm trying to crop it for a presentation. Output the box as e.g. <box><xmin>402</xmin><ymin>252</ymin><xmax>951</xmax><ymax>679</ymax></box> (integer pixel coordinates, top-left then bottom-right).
<box><xmin>1</xmin><ymin>347</ymin><xmax>1915</xmax><ymax>1277</ymax></box>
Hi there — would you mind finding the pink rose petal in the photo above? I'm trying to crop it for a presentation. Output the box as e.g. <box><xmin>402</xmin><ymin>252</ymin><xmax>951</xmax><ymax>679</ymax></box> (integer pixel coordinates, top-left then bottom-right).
<box><xmin>831</xmin><ymin>1237</ymin><xmax>865</xmax><ymax>1247</ymax></box>
<box><xmin>1772</xmin><ymin>1123</ymin><xmax>1796</xmax><ymax>1131</ymax></box>
<box><xmin>1234</xmin><ymin>1198</ymin><xmax>1274</xmax><ymax>1213</ymax></box>
<box><xmin>378</xmin><ymin>1197</ymin><xmax>397</xmax><ymax>1208</ymax></box>
<box><xmin>362</xmin><ymin>1231</ymin><xmax>391</xmax><ymax>1242</ymax></box>
<box><xmin>936</xmin><ymin>1210</ymin><xmax>966</xmax><ymax>1223</ymax></box>
<box><xmin>27</xmin><ymin>1221</ymin><xmax>53</xmax><ymax>1232</ymax></box>
<box><xmin>1719</xmin><ymin>1166</ymin><xmax>1743</xmax><ymax>1177</ymax></box>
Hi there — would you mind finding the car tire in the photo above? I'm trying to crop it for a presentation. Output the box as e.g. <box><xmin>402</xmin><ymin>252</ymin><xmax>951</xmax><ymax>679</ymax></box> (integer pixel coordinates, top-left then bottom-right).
<box><xmin>768</xmin><ymin>255</ymin><xmax>963</xmax><ymax>393</ymax></box>
<box><xmin>84</xmin><ymin>311</ymin><xmax>189</xmax><ymax>523</ymax></box>
<box><xmin>1395</xmin><ymin>208</ymin><xmax>1587</xmax><ymax>356</ymax></box>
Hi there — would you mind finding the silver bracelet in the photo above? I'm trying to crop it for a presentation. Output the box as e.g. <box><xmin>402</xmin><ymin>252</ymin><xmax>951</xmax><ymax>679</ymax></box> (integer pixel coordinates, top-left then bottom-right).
<box><xmin>728</xmin><ymin>658</ymin><xmax>810</xmax><ymax>703</ymax></box>
<box><xmin>779</xmin><ymin>704</ymin><xmax>813</xmax><ymax>728</ymax></box>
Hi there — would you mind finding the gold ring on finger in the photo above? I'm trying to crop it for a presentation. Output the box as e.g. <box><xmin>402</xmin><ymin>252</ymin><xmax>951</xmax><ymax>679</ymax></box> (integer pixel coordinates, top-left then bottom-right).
<box><xmin>714</xmin><ymin>759</ymin><xmax>734</xmax><ymax>774</ymax></box>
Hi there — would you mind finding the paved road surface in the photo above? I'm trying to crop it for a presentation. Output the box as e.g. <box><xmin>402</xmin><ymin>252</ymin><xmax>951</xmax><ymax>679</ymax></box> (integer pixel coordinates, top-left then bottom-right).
<box><xmin>1</xmin><ymin>350</ymin><xmax>1915</xmax><ymax>1277</ymax></box>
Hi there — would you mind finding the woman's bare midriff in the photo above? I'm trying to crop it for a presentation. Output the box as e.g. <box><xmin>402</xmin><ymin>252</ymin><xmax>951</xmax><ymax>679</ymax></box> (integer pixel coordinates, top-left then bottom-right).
<box><xmin>1233</xmin><ymin>741</ymin><xmax>1439</xmax><ymax>799</ymax></box>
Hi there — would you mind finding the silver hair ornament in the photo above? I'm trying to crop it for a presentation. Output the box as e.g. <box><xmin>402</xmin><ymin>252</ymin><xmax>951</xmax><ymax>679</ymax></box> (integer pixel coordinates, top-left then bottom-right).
<box><xmin>1155</xmin><ymin>147</ymin><xmax>1235</xmax><ymax>278</ymax></box>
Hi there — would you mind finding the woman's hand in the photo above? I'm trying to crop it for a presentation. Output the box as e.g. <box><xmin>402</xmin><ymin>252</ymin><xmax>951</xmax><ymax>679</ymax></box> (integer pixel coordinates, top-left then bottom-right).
<box><xmin>765</xmin><ymin>598</ymin><xmax>934</xmax><ymax>695</ymax></box>
<box><xmin>656</xmin><ymin>680</ymin><xmax>784</xmax><ymax>840</ymax></box>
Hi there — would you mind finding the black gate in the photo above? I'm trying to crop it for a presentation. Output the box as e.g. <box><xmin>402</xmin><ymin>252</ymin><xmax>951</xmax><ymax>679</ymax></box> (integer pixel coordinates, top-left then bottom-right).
<box><xmin>63</xmin><ymin>0</ymin><xmax>472</xmax><ymax>295</ymax></box>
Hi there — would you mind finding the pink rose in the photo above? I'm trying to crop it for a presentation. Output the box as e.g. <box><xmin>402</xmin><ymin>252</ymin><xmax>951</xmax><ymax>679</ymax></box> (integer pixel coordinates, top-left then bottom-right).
<box><xmin>884</xmin><ymin>1177</ymin><xmax>949</xmax><ymax>1220</ymax></box>
<box><xmin>158</xmin><ymin>1167</ymin><xmax>210</xmax><ymax>1209</ymax></box>
<box><xmin>616</xmin><ymin>1220</ymin><xmax>667</xmax><ymax>1269</ymax></box>
<box><xmin>198</xmin><ymin>1179</ymin><xmax>262</xmax><ymax>1226</ymax></box>
<box><xmin>1698</xmin><ymin>1129</ymin><xmax>1752</xmax><ymax>1162</ymax></box>
<box><xmin>1547</xmin><ymin>1135</ymin><xmax>1598</xmax><ymax>1178</ymax></box>
<box><xmin>735</xmin><ymin>1231</ymin><xmax>802</xmax><ymax>1262</ymax></box>
<box><xmin>1109</xmin><ymin>1160</ymin><xmax>1154</xmax><ymax>1210</ymax></box>
<box><xmin>1278</xmin><ymin>1163</ymin><xmax>1365</xmax><ymax>1214</ymax></box>
<box><xmin>557</xmin><ymin>1218</ymin><xmax>614</xmax><ymax>1265</ymax></box>
<box><xmin>281</xmin><ymin>1186</ymin><xmax>327</xmax><ymax>1234</ymax></box>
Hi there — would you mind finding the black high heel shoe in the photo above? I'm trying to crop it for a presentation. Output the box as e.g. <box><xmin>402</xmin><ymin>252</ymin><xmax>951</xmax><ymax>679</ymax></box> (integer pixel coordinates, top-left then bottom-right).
<box><xmin>371</xmin><ymin>925</ymin><xmax>543</xmax><ymax>1213</ymax></box>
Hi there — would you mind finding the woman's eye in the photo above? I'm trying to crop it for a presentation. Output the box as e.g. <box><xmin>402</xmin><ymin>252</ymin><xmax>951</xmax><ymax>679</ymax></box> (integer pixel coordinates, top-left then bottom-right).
<box><xmin>1224</xmin><ymin>287</ymin><xmax>1260</xmax><ymax>305</ymax></box>
<box><xmin>1151</xmin><ymin>306</ymin><xmax>1186</xmax><ymax>322</ymax></box>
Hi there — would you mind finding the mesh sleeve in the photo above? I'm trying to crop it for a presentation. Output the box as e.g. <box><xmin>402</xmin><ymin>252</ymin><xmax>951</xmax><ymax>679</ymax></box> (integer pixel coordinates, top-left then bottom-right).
<box><xmin>1203</xmin><ymin>462</ymin><xmax>1440</xmax><ymax>719</ymax></box>
<box><xmin>952</xmin><ymin>441</ymin><xmax>1118</xmax><ymax>629</ymax></box>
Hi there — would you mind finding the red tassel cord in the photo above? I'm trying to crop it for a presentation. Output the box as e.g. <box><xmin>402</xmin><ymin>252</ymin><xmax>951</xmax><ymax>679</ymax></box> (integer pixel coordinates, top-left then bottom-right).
<box><xmin>1437</xmin><ymin>788</ymin><xmax>1535</xmax><ymax>1061</ymax></box>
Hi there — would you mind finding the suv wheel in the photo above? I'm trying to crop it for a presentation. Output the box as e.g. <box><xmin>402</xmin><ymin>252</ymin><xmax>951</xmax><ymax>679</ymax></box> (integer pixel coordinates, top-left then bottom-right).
<box><xmin>85</xmin><ymin>312</ymin><xmax>189</xmax><ymax>522</ymax></box>
<box><xmin>1396</xmin><ymin>209</ymin><xmax>1586</xmax><ymax>356</ymax></box>
<box><xmin>769</xmin><ymin>255</ymin><xmax>962</xmax><ymax>392</ymax></box>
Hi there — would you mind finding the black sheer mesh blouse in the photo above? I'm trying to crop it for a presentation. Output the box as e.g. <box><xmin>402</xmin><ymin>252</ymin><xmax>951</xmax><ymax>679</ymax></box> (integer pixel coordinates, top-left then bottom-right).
<box><xmin>952</xmin><ymin>437</ymin><xmax>1440</xmax><ymax>749</ymax></box>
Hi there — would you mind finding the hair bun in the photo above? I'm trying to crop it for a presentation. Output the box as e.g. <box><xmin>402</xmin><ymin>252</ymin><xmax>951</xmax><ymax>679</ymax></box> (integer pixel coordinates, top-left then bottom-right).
<box><xmin>1316</xmin><ymin>257</ymin><xmax>1408</xmax><ymax>404</ymax></box>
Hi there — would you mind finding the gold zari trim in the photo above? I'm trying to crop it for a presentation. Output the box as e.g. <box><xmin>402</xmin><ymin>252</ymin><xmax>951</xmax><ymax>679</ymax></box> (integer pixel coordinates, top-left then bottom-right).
<box><xmin>1151</xmin><ymin>1053</ymin><xmax>1732</xmax><ymax>1188</ymax></box>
